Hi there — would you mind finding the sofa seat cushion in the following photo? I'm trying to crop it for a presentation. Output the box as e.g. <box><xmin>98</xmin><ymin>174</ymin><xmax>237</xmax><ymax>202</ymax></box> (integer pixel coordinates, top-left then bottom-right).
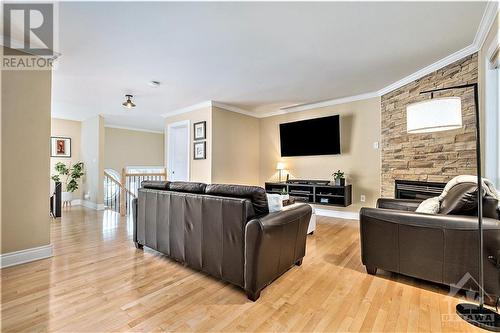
<box><xmin>205</xmin><ymin>184</ymin><xmax>269</xmax><ymax>216</ymax></box>
<box><xmin>169</xmin><ymin>181</ymin><xmax>207</xmax><ymax>194</ymax></box>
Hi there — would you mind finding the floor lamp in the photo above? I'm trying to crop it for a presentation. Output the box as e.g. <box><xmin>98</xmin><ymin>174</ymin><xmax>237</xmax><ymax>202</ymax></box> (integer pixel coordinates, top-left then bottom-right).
<box><xmin>406</xmin><ymin>83</ymin><xmax>500</xmax><ymax>331</ymax></box>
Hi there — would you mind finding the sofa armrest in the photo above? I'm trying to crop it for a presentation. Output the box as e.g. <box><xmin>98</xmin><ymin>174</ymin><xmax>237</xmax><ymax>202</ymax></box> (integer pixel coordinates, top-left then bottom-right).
<box><xmin>132</xmin><ymin>198</ymin><xmax>139</xmax><ymax>245</ymax></box>
<box><xmin>244</xmin><ymin>204</ymin><xmax>312</xmax><ymax>300</ymax></box>
<box><xmin>376</xmin><ymin>198</ymin><xmax>422</xmax><ymax>211</ymax></box>
<box><xmin>360</xmin><ymin>207</ymin><xmax>500</xmax><ymax>230</ymax></box>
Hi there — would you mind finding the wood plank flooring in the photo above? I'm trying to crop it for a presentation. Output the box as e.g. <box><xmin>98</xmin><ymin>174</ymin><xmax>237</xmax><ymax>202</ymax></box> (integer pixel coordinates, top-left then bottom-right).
<box><xmin>1</xmin><ymin>206</ymin><xmax>484</xmax><ymax>332</ymax></box>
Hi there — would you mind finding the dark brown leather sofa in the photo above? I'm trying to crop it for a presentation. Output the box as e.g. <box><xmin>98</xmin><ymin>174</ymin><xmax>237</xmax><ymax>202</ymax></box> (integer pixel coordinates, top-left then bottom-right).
<box><xmin>132</xmin><ymin>181</ymin><xmax>312</xmax><ymax>301</ymax></box>
<box><xmin>360</xmin><ymin>187</ymin><xmax>500</xmax><ymax>303</ymax></box>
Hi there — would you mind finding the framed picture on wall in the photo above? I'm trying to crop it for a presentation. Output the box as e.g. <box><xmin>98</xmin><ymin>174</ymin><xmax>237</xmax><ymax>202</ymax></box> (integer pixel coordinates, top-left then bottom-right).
<box><xmin>50</xmin><ymin>137</ymin><xmax>71</xmax><ymax>157</ymax></box>
<box><xmin>194</xmin><ymin>141</ymin><xmax>206</xmax><ymax>160</ymax></box>
<box><xmin>193</xmin><ymin>121</ymin><xmax>206</xmax><ymax>140</ymax></box>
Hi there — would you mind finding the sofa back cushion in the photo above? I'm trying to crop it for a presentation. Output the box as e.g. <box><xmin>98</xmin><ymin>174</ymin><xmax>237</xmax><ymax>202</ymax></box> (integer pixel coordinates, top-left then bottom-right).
<box><xmin>141</xmin><ymin>180</ymin><xmax>170</xmax><ymax>190</ymax></box>
<box><xmin>439</xmin><ymin>182</ymin><xmax>478</xmax><ymax>215</ymax></box>
<box><xmin>205</xmin><ymin>184</ymin><xmax>269</xmax><ymax>216</ymax></box>
<box><xmin>169</xmin><ymin>181</ymin><xmax>206</xmax><ymax>194</ymax></box>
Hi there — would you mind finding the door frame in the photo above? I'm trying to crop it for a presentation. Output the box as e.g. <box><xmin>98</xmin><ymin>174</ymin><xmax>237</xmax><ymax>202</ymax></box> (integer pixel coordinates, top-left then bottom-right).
<box><xmin>167</xmin><ymin>120</ymin><xmax>190</xmax><ymax>181</ymax></box>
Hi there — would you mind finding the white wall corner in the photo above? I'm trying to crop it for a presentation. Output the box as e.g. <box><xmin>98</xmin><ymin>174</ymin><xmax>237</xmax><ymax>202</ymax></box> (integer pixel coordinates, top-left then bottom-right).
<box><xmin>0</xmin><ymin>244</ymin><xmax>53</xmax><ymax>268</ymax></box>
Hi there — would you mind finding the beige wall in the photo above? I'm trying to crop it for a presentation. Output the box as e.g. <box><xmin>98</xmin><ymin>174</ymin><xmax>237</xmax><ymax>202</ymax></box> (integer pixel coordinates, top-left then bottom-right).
<box><xmin>1</xmin><ymin>52</ymin><xmax>52</xmax><ymax>253</ymax></box>
<box><xmin>50</xmin><ymin>118</ymin><xmax>83</xmax><ymax>198</ymax></box>
<box><xmin>165</xmin><ymin>107</ymin><xmax>212</xmax><ymax>183</ymax></box>
<box><xmin>212</xmin><ymin>107</ymin><xmax>260</xmax><ymax>185</ymax></box>
<box><xmin>104</xmin><ymin>127</ymin><xmax>164</xmax><ymax>173</ymax></box>
<box><xmin>259</xmin><ymin>97</ymin><xmax>381</xmax><ymax>212</ymax></box>
<box><xmin>81</xmin><ymin>115</ymin><xmax>105</xmax><ymax>206</ymax></box>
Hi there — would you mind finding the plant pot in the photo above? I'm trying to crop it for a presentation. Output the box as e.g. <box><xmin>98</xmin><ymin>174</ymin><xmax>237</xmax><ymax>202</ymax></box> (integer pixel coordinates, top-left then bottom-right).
<box><xmin>335</xmin><ymin>178</ymin><xmax>346</xmax><ymax>186</ymax></box>
<box><xmin>62</xmin><ymin>191</ymin><xmax>73</xmax><ymax>203</ymax></box>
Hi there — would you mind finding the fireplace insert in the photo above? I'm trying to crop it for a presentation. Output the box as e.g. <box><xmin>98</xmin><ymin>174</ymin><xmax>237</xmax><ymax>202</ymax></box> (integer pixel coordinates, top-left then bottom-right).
<box><xmin>395</xmin><ymin>180</ymin><xmax>446</xmax><ymax>200</ymax></box>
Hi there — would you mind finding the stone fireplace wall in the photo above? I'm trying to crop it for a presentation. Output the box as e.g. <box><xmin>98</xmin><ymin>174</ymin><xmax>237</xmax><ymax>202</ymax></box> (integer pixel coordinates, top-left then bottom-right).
<box><xmin>381</xmin><ymin>53</ymin><xmax>478</xmax><ymax>197</ymax></box>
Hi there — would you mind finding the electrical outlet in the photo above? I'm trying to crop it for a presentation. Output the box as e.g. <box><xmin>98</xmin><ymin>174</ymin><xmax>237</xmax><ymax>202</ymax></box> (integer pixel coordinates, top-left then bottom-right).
<box><xmin>360</xmin><ymin>194</ymin><xmax>366</xmax><ymax>202</ymax></box>
<box><xmin>373</xmin><ymin>141</ymin><xmax>379</xmax><ymax>149</ymax></box>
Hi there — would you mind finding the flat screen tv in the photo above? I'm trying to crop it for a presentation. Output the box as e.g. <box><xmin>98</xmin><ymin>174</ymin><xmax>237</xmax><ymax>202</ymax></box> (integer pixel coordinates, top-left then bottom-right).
<box><xmin>279</xmin><ymin>115</ymin><xmax>341</xmax><ymax>157</ymax></box>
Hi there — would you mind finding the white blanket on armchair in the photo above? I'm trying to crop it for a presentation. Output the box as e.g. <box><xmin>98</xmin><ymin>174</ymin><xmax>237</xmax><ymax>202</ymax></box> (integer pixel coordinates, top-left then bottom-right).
<box><xmin>438</xmin><ymin>175</ymin><xmax>500</xmax><ymax>208</ymax></box>
<box><xmin>416</xmin><ymin>175</ymin><xmax>500</xmax><ymax>214</ymax></box>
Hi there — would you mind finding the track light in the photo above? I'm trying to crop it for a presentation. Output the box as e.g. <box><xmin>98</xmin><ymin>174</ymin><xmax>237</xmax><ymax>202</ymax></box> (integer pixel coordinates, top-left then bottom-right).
<box><xmin>122</xmin><ymin>94</ymin><xmax>136</xmax><ymax>109</ymax></box>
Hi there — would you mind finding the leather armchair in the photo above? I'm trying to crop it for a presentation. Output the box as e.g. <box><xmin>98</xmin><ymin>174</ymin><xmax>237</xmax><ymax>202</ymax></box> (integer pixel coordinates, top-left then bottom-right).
<box><xmin>360</xmin><ymin>198</ymin><xmax>500</xmax><ymax>303</ymax></box>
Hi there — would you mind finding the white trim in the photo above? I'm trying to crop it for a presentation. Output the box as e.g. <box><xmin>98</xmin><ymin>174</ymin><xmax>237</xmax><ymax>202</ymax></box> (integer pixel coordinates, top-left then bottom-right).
<box><xmin>162</xmin><ymin>101</ymin><xmax>212</xmax><ymax>118</ymax></box>
<box><xmin>211</xmin><ymin>101</ymin><xmax>256</xmax><ymax>117</ymax></box>
<box><xmin>266</xmin><ymin>91</ymin><xmax>380</xmax><ymax>116</ymax></box>
<box><xmin>82</xmin><ymin>200</ymin><xmax>105</xmax><ymax>211</ymax></box>
<box><xmin>314</xmin><ymin>208</ymin><xmax>359</xmax><ymax>221</ymax></box>
<box><xmin>376</xmin><ymin>44</ymin><xmax>478</xmax><ymax>96</ymax></box>
<box><xmin>167</xmin><ymin>120</ymin><xmax>191</xmax><ymax>182</ymax></box>
<box><xmin>473</xmin><ymin>1</ymin><xmax>499</xmax><ymax>50</ymax></box>
<box><xmin>0</xmin><ymin>244</ymin><xmax>53</xmax><ymax>268</ymax></box>
<box><xmin>258</xmin><ymin>3</ymin><xmax>499</xmax><ymax>115</ymax></box>
<box><xmin>71</xmin><ymin>199</ymin><xmax>82</xmax><ymax>206</ymax></box>
<box><xmin>104</xmin><ymin>125</ymin><xmax>163</xmax><ymax>134</ymax></box>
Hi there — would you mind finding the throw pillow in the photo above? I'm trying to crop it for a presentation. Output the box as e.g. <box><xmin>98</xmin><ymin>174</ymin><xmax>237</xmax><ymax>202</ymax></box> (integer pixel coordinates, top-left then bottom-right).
<box><xmin>266</xmin><ymin>193</ymin><xmax>283</xmax><ymax>213</ymax></box>
<box><xmin>416</xmin><ymin>197</ymin><xmax>440</xmax><ymax>214</ymax></box>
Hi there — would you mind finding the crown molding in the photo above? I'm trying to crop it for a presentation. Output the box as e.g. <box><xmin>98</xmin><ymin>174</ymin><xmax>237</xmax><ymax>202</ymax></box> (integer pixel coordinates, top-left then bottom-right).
<box><xmin>259</xmin><ymin>91</ymin><xmax>380</xmax><ymax>117</ymax></box>
<box><xmin>161</xmin><ymin>101</ymin><xmax>213</xmax><ymax>118</ymax></box>
<box><xmin>104</xmin><ymin>124</ymin><xmax>163</xmax><ymax>134</ymax></box>
<box><xmin>211</xmin><ymin>101</ymin><xmax>256</xmax><ymax>117</ymax></box>
<box><xmin>259</xmin><ymin>2</ymin><xmax>498</xmax><ymax>115</ymax></box>
<box><xmin>162</xmin><ymin>100</ymin><xmax>257</xmax><ymax>118</ymax></box>
<box><xmin>1</xmin><ymin>35</ymin><xmax>61</xmax><ymax>60</ymax></box>
<box><xmin>473</xmin><ymin>1</ymin><xmax>499</xmax><ymax>50</ymax></box>
<box><xmin>376</xmin><ymin>43</ymin><xmax>478</xmax><ymax>96</ymax></box>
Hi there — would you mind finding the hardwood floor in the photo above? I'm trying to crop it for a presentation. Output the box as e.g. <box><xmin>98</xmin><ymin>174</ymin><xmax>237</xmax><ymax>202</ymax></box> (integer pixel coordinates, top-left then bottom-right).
<box><xmin>1</xmin><ymin>206</ymin><xmax>484</xmax><ymax>332</ymax></box>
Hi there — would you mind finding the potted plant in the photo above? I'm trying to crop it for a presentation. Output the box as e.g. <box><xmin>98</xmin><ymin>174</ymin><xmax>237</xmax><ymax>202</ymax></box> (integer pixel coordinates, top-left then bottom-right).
<box><xmin>332</xmin><ymin>170</ymin><xmax>346</xmax><ymax>186</ymax></box>
<box><xmin>51</xmin><ymin>162</ymin><xmax>85</xmax><ymax>205</ymax></box>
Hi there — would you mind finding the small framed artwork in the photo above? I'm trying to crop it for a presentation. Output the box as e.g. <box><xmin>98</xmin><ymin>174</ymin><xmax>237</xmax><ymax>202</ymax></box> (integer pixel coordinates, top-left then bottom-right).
<box><xmin>194</xmin><ymin>141</ymin><xmax>206</xmax><ymax>160</ymax></box>
<box><xmin>50</xmin><ymin>137</ymin><xmax>71</xmax><ymax>158</ymax></box>
<box><xmin>193</xmin><ymin>121</ymin><xmax>206</xmax><ymax>140</ymax></box>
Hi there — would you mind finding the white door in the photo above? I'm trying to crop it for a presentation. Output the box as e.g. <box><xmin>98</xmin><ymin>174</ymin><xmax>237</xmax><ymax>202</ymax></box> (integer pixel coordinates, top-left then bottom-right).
<box><xmin>167</xmin><ymin>121</ymin><xmax>190</xmax><ymax>181</ymax></box>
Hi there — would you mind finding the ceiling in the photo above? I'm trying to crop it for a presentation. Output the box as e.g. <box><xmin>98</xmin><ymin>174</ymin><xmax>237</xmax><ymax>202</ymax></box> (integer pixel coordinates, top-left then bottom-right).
<box><xmin>51</xmin><ymin>1</ymin><xmax>488</xmax><ymax>131</ymax></box>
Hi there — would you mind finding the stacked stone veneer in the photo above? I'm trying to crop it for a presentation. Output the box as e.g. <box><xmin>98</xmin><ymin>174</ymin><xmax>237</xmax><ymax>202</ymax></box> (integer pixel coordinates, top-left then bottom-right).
<box><xmin>381</xmin><ymin>53</ymin><xmax>478</xmax><ymax>197</ymax></box>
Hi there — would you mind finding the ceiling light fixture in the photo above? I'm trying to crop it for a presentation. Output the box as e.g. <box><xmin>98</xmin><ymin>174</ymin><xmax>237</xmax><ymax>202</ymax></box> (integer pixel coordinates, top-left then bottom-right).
<box><xmin>122</xmin><ymin>94</ymin><xmax>136</xmax><ymax>109</ymax></box>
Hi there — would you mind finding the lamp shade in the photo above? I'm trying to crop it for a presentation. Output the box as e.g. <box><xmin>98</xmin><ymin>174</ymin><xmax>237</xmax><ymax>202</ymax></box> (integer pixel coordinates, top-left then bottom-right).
<box><xmin>406</xmin><ymin>97</ymin><xmax>462</xmax><ymax>133</ymax></box>
<box><xmin>276</xmin><ymin>162</ymin><xmax>285</xmax><ymax>170</ymax></box>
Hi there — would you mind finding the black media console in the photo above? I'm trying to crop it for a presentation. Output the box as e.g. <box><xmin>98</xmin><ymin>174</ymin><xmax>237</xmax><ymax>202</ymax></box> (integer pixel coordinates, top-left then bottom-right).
<box><xmin>265</xmin><ymin>180</ymin><xmax>352</xmax><ymax>207</ymax></box>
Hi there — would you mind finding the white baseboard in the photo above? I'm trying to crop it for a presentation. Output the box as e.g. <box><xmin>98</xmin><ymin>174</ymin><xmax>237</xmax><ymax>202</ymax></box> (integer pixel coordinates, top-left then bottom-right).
<box><xmin>0</xmin><ymin>244</ymin><xmax>53</xmax><ymax>268</ymax></box>
<box><xmin>81</xmin><ymin>200</ymin><xmax>105</xmax><ymax>211</ymax></box>
<box><xmin>71</xmin><ymin>199</ymin><xmax>82</xmax><ymax>206</ymax></box>
<box><xmin>315</xmin><ymin>208</ymin><xmax>359</xmax><ymax>220</ymax></box>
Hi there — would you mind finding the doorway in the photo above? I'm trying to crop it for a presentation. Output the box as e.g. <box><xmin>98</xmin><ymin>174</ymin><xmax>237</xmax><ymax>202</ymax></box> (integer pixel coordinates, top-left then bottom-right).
<box><xmin>167</xmin><ymin>120</ymin><xmax>190</xmax><ymax>181</ymax></box>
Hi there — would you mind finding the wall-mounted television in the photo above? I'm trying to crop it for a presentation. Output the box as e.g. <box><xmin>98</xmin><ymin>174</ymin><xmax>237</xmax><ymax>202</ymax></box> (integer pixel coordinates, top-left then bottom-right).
<box><xmin>279</xmin><ymin>115</ymin><xmax>341</xmax><ymax>157</ymax></box>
